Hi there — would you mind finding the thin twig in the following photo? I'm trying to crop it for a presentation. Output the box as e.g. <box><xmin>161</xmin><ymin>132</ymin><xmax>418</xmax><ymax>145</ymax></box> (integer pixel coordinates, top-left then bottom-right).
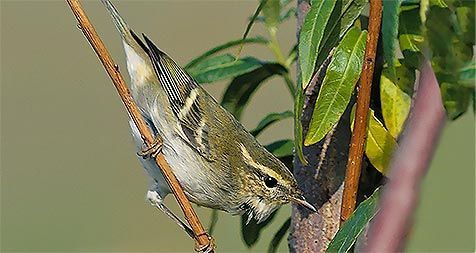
<box><xmin>65</xmin><ymin>1</ymin><xmax>213</xmax><ymax>251</ymax></box>
<box><xmin>340</xmin><ymin>0</ymin><xmax>382</xmax><ymax>224</ymax></box>
<box><xmin>364</xmin><ymin>61</ymin><xmax>446</xmax><ymax>252</ymax></box>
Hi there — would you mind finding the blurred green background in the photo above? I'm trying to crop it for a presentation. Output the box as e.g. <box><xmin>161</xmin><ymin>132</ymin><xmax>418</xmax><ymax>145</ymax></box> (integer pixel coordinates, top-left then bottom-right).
<box><xmin>1</xmin><ymin>1</ymin><xmax>474</xmax><ymax>252</ymax></box>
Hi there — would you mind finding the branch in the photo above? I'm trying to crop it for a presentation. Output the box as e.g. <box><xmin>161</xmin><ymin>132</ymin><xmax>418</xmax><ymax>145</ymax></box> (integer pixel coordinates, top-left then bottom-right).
<box><xmin>65</xmin><ymin>1</ymin><xmax>213</xmax><ymax>251</ymax></box>
<box><xmin>363</xmin><ymin>61</ymin><xmax>446</xmax><ymax>252</ymax></box>
<box><xmin>340</xmin><ymin>0</ymin><xmax>383</xmax><ymax>224</ymax></box>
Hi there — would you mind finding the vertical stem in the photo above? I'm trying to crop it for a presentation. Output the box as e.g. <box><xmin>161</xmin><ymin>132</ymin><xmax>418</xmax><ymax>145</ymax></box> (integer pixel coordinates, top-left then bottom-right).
<box><xmin>65</xmin><ymin>1</ymin><xmax>213</xmax><ymax>251</ymax></box>
<box><xmin>283</xmin><ymin>74</ymin><xmax>297</xmax><ymax>97</ymax></box>
<box><xmin>268</xmin><ymin>28</ymin><xmax>296</xmax><ymax>96</ymax></box>
<box><xmin>268</xmin><ymin>28</ymin><xmax>287</xmax><ymax>64</ymax></box>
<box><xmin>364</xmin><ymin>61</ymin><xmax>446</xmax><ymax>252</ymax></box>
<box><xmin>340</xmin><ymin>0</ymin><xmax>383</xmax><ymax>224</ymax></box>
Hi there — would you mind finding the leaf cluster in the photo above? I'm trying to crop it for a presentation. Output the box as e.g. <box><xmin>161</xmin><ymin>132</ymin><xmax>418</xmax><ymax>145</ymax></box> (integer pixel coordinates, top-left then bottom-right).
<box><xmin>185</xmin><ymin>0</ymin><xmax>474</xmax><ymax>251</ymax></box>
<box><xmin>303</xmin><ymin>0</ymin><xmax>474</xmax><ymax>251</ymax></box>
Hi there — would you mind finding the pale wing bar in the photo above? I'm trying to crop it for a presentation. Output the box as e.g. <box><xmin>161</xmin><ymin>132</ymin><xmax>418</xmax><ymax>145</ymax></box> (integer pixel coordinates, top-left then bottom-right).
<box><xmin>141</xmin><ymin>35</ymin><xmax>213</xmax><ymax>160</ymax></box>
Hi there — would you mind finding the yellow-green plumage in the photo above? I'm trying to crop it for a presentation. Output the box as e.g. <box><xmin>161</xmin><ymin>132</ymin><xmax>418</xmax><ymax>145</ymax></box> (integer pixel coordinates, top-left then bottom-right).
<box><xmin>102</xmin><ymin>0</ymin><xmax>314</xmax><ymax>223</ymax></box>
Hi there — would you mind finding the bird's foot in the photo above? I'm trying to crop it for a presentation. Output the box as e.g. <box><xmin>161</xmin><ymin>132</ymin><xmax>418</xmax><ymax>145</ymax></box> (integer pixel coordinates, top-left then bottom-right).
<box><xmin>146</xmin><ymin>190</ymin><xmax>164</xmax><ymax>206</ymax></box>
<box><xmin>146</xmin><ymin>190</ymin><xmax>195</xmax><ymax>239</ymax></box>
<box><xmin>194</xmin><ymin>235</ymin><xmax>215</xmax><ymax>253</ymax></box>
<box><xmin>138</xmin><ymin>136</ymin><xmax>163</xmax><ymax>159</ymax></box>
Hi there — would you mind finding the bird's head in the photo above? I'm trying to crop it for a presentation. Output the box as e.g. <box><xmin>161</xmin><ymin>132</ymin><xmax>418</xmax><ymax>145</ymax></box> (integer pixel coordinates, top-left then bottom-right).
<box><xmin>237</xmin><ymin>143</ymin><xmax>316</xmax><ymax>223</ymax></box>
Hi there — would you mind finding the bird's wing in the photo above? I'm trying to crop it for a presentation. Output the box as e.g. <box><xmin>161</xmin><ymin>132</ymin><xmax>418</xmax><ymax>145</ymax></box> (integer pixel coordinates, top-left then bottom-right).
<box><xmin>142</xmin><ymin>35</ymin><xmax>214</xmax><ymax>161</ymax></box>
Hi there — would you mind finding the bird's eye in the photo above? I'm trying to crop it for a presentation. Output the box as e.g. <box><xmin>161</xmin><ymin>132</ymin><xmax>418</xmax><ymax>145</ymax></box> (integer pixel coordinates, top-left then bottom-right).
<box><xmin>263</xmin><ymin>176</ymin><xmax>277</xmax><ymax>188</ymax></box>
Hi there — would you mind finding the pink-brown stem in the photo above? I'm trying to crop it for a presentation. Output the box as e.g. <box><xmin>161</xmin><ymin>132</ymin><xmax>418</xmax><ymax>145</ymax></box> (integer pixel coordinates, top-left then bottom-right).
<box><xmin>364</xmin><ymin>61</ymin><xmax>446</xmax><ymax>252</ymax></box>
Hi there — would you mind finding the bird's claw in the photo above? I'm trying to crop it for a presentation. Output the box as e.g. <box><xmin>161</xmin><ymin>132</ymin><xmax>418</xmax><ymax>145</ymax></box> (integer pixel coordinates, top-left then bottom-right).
<box><xmin>137</xmin><ymin>136</ymin><xmax>163</xmax><ymax>159</ymax></box>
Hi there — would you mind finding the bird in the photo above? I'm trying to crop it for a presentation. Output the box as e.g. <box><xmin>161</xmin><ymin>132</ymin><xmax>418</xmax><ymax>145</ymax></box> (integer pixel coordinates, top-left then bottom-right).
<box><xmin>101</xmin><ymin>0</ymin><xmax>315</xmax><ymax>236</ymax></box>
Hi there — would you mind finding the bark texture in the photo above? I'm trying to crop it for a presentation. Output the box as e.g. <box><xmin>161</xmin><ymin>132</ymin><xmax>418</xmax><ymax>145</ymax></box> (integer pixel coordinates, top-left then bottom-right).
<box><xmin>288</xmin><ymin>1</ymin><xmax>350</xmax><ymax>252</ymax></box>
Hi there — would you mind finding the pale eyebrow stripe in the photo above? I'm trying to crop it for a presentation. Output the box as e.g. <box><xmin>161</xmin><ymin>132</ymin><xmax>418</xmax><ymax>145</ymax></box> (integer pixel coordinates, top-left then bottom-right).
<box><xmin>239</xmin><ymin>143</ymin><xmax>282</xmax><ymax>180</ymax></box>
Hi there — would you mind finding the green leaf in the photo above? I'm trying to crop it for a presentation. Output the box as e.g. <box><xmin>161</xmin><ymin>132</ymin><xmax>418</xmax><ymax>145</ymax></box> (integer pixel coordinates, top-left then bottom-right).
<box><xmin>426</xmin><ymin>6</ymin><xmax>473</xmax><ymax>76</ymax></box>
<box><xmin>241</xmin><ymin>209</ymin><xmax>278</xmax><ymax>247</ymax></box>
<box><xmin>292</xmin><ymin>0</ymin><xmax>348</xmax><ymax>163</ymax></box>
<box><xmin>221</xmin><ymin>63</ymin><xmax>287</xmax><ymax>120</ymax></box>
<box><xmin>455</xmin><ymin>3</ymin><xmax>475</xmax><ymax>45</ymax></box>
<box><xmin>459</xmin><ymin>60</ymin><xmax>476</xmax><ymax>87</ymax></box>
<box><xmin>430</xmin><ymin>0</ymin><xmax>448</xmax><ymax>8</ymax></box>
<box><xmin>263</xmin><ymin>0</ymin><xmax>281</xmax><ymax>29</ymax></box>
<box><xmin>399</xmin><ymin>6</ymin><xmax>424</xmax><ymax>71</ymax></box>
<box><xmin>380</xmin><ymin>67</ymin><xmax>413</xmax><ymax>138</ymax></box>
<box><xmin>420</xmin><ymin>0</ymin><xmax>430</xmax><ymax>23</ymax></box>
<box><xmin>351</xmin><ymin>107</ymin><xmax>397</xmax><ymax>175</ymax></box>
<box><xmin>187</xmin><ymin>54</ymin><xmax>264</xmax><ymax>83</ymax></box>
<box><xmin>305</xmin><ymin>27</ymin><xmax>367</xmax><ymax>145</ymax></box>
<box><xmin>402</xmin><ymin>0</ymin><xmax>421</xmax><ymax>5</ymax></box>
<box><xmin>400</xmin><ymin>50</ymin><xmax>423</xmax><ymax>72</ymax></box>
<box><xmin>394</xmin><ymin>63</ymin><xmax>416</xmax><ymax>95</ymax></box>
<box><xmin>299</xmin><ymin>0</ymin><xmax>338</xmax><ymax>88</ymax></box>
<box><xmin>265</xmin><ymin>139</ymin><xmax>293</xmax><ymax>158</ymax></box>
<box><xmin>286</xmin><ymin>44</ymin><xmax>298</xmax><ymax>66</ymax></box>
<box><xmin>185</xmin><ymin>37</ymin><xmax>268</xmax><ymax>69</ymax></box>
<box><xmin>294</xmin><ymin>78</ymin><xmax>307</xmax><ymax>164</ymax></box>
<box><xmin>251</xmin><ymin>111</ymin><xmax>293</xmax><ymax>137</ymax></box>
<box><xmin>236</xmin><ymin>0</ymin><xmax>268</xmax><ymax>58</ymax></box>
<box><xmin>382</xmin><ymin>0</ymin><xmax>402</xmax><ymax>78</ymax></box>
<box><xmin>424</xmin><ymin>5</ymin><xmax>474</xmax><ymax>119</ymax></box>
<box><xmin>315</xmin><ymin>0</ymin><xmax>368</xmax><ymax>69</ymax></box>
<box><xmin>367</xmin><ymin>112</ymin><xmax>397</xmax><ymax>175</ymax></box>
<box><xmin>267</xmin><ymin>218</ymin><xmax>291</xmax><ymax>253</ymax></box>
<box><xmin>326</xmin><ymin>187</ymin><xmax>381</xmax><ymax>253</ymax></box>
<box><xmin>440</xmin><ymin>82</ymin><xmax>472</xmax><ymax>120</ymax></box>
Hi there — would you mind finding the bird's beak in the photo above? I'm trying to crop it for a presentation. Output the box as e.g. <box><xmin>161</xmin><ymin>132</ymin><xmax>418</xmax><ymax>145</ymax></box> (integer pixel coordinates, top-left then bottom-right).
<box><xmin>290</xmin><ymin>195</ymin><xmax>317</xmax><ymax>212</ymax></box>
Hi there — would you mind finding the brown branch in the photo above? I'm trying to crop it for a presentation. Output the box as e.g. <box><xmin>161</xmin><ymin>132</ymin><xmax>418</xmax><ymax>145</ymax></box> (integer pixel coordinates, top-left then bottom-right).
<box><xmin>65</xmin><ymin>1</ymin><xmax>213</xmax><ymax>251</ymax></box>
<box><xmin>364</xmin><ymin>61</ymin><xmax>446</xmax><ymax>252</ymax></box>
<box><xmin>340</xmin><ymin>0</ymin><xmax>382</xmax><ymax>224</ymax></box>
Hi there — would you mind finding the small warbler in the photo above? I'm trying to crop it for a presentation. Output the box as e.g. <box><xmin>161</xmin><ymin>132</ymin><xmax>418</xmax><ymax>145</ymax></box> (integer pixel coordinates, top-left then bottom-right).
<box><xmin>102</xmin><ymin>0</ymin><xmax>315</xmax><ymax>234</ymax></box>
